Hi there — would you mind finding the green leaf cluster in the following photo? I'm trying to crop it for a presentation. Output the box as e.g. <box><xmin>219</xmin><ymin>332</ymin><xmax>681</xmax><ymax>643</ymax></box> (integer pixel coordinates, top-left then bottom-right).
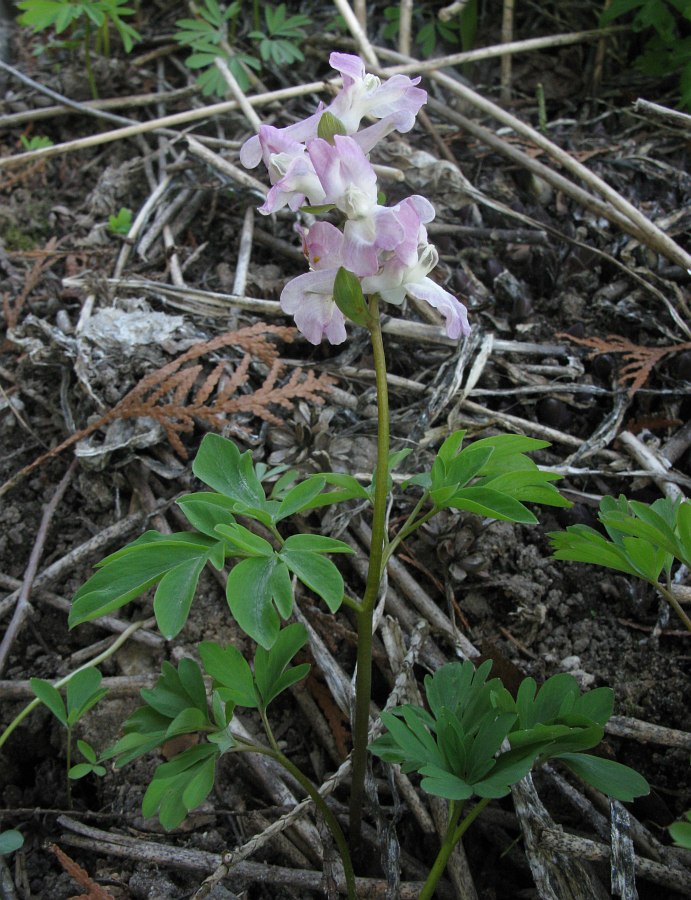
<box><xmin>17</xmin><ymin>0</ymin><xmax>140</xmax><ymax>52</ymax></box>
<box><xmin>549</xmin><ymin>494</ymin><xmax>690</xmax><ymax>585</ymax></box>
<box><xmin>382</xmin><ymin>1</ymin><xmax>475</xmax><ymax>58</ymax></box>
<box><xmin>410</xmin><ymin>431</ymin><xmax>570</xmax><ymax>523</ymax></box>
<box><xmin>30</xmin><ymin>668</ymin><xmax>109</xmax><ymax>781</ymax></box>
<box><xmin>174</xmin><ymin>0</ymin><xmax>260</xmax><ymax>96</ymax></box>
<box><xmin>107</xmin><ymin>206</ymin><xmax>133</xmax><ymax>235</ymax></box>
<box><xmin>248</xmin><ymin>4</ymin><xmax>311</xmax><ymax>66</ymax></box>
<box><xmin>70</xmin><ymin>434</ymin><xmax>359</xmax><ymax>647</ymax></box>
<box><xmin>601</xmin><ymin>0</ymin><xmax>691</xmax><ymax>109</ymax></box>
<box><xmin>105</xmin><ymin>624</ymin><xmax>309</xmax><ymax>830</ymax></box>
<box><xmin>370</xmin><ymin>660</ymin><xmax>649</xmax><ymax>802</ymax></box>
<box><xmin>20</xmin><ymin>135</ymin><xmax>54</xmax><ymax>151</ymax></box>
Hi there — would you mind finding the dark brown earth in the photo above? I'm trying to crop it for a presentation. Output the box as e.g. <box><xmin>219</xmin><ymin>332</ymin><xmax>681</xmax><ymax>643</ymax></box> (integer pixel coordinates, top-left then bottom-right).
<box><xmin>0</xmin><ymin>2</ymin><xmax>690</xmax><ymax>898</ymax></box>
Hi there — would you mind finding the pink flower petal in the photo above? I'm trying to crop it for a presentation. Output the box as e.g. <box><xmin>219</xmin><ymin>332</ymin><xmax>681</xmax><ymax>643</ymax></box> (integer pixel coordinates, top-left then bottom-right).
<box><xmin>280</xmin><ymin>269</ymin><xmax>347</xmax><ymax>345</ymax></box>
<box><xmin>406</xmin><ymin>278</ymin><xmax>470</xmax><ymax>339</ymax></box>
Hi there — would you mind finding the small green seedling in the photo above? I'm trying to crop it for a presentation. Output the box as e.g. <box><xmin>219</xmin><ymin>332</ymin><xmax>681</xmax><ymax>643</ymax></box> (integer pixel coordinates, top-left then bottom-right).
<box><xmin>17</xmin><ymin>0</ymin><xmax>140</xmax><ymax>98</ymax></box>
<box><xmin>370</xmin><ymin>660</ymin><xmax>649</xmax><ymax>899</ymax></box>
<box><xmin>107</xmin><ymin>206</ymin><xmax>133</xmax><ymax>235</ymax></box>
<box><xmin>20</xmin><ymin>134</ymin><xmax>54</xmax><ymax>151</ymax></box>
<box><xmin>383</xmin><ymin>0</ymin><xmax>475</xmax><ymax>59</ymax></box>
<box><xmin>248</xmin><ymin>4</ymin><xmax>311</xmax><ymax>66</ymax></box>
<box><xmin>174</xmin><ymin>0</ymin><xmax>260</xmax><ymax>96</ymax></box>
<box><xmin>550</xmin><ymin>494</ymin><xmax>691</xmax><ymax>631</ymax></box>
<box><xmin>30</xmin><ymin>666</ymin><xmax>108</xmax><ymax>802</ymax></box>
<box><xmin>0</xmin><ymin>829</ymin><xmax>24</xmax><ymax>856</ymax></box>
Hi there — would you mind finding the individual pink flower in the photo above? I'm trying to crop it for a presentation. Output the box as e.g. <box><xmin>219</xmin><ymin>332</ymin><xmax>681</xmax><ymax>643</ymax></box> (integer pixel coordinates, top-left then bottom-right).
<box><xmin>280</xmin><ymin>222</ymin><xmax>347</xmax><ymax>345</ymax></box>
<box><xmin>328</xmin><ymin>53</ymin><xmax>426</xmax><ymax>134</ymax></box>
<box><xmin>362</xmin><ymin>244</ymin><xmax>470</xmax><ymax>339</ymax></box>
<box><xmin>240</xmin><ymin>53</ymin><xmax>426</xmax><ymax>170</ymax></box>
<box><xmin>307</xmin><ymin>136</ymin><xmax>435</xmax><ymax>276</ymax></box>
<box><xmin>255</xmin><ymin>125</ymin><xmax>326</xmax><ymax>214</ymax></box>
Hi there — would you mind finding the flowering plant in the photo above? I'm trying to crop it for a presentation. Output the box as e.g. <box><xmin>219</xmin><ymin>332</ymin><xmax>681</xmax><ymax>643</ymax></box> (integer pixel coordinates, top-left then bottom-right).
<box><xmin>0</xmin><ymin>52</ymin><xmax>647</xmax><ymax>899</ymax></box>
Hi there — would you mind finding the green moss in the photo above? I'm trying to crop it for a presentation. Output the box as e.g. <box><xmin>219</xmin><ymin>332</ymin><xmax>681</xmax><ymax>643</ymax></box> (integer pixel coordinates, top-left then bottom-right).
<box><xmin>4</xmin><ymin>226</ymin><xmax>39</xmax><ymax>251</ymax></box>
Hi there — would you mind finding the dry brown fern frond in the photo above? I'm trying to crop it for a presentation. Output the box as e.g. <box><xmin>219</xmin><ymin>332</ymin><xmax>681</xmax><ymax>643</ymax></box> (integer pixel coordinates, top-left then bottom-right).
<box><xmin>0</xmin><ymin>323</ymin><xmax>334</xmax><ymax>497</ymax></box>
<box><xmin>558</xmin><ymin>332</ymin><xmax>691</xmax><ymax>397</ymax></box>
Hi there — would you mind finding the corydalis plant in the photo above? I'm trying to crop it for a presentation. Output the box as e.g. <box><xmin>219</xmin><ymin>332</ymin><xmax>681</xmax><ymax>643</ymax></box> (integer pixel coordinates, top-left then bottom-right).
<box><xmin>241</xmin><ymin>52</ymin><xmax>470</xmax><ymax>344</ymax></box>
<box><xmin>370</xmin><ymin>660</ymin><xmax>649</xmax><ymax>899</ymax></box>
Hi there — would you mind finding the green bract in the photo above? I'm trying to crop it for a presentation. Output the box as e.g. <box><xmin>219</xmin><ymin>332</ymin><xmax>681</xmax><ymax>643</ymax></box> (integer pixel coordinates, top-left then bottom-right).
<box><xmin>370</xmin><ymin>660</ymin><xmax>649</xmax><ymax>803</ymax></box>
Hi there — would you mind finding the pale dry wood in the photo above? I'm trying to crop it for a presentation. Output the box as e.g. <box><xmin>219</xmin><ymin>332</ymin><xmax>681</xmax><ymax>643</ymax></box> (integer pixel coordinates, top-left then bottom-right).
<box><xmin>0</xmin><ymin>86</ymin><xmax>198</xmax><ymax>129</ymax></box>
<box><xmin>538</xmin><ymin>827</ymin><xmax>691</xmax><ymax>897</ymax></box>
<box><xmin>0</xmin><ymin>81</ymin><xmax>327</xmax><ymax>170</ymax></box>
<box><xmin>186</xmin><ymin>136</ymin><xmax>268</xmax><ymax>195</ymax></box>
<box><xmin>399</xmin><ymin>0</ymin><xmax>413</xmax><ymax>56</ymax></box>
<box><xmin>439</xmin><ymin>0</ymin><xmax>471</xmax><ymax>21</ymax></box>
<box><xmin>113</xmin><ymin>175</ymin><xmax>172</xmax><ymax>279</ymax></box>
<box><xmin>332</xmin><ymin>0</ymin><xmax>379</xmax><ymax>67</ymax></box>
<box><xmin>512</xmin><ymin>774</ymin><xmax>611</xmax><ymax>900</ymax></box>
<box><xmin>606</xmin><ymin>716</ymin><xmax>691</xmax><ymax>750</ymax></box>
<box><xmin>610</xmin><ymin>800</ymin><xmax>637</xmax><ymax>900</ymax></box>
<box><xmin>232</xmin><ymin>207</ymin><xmax>256</xmax><ymax>298</ymax></box>
<box><xmin>617</xmin><ymin>431</ymin><xmax>686</xmax><ymax>502</ymax></box>
<box><xmin>214</xmin><ymin>58</ymin><xmax>263</xmax><ymax>133</ymax></box>
<box><xmin>382</xmin><ymin>28</ymin><xmax>619</xmax><ymax>73</ymax></box>
<box><xmin>500</xmin><ymin>0</ymin><xmax>515</xmax><ymax>102</ymax></box>
<box><xmin>58</xmin><ymin>816</ymin><xmax>430</xmax><ymax>898</ymax></box>
<box><xmin>634</xmin><ymin>98</ymin><xmax>691</xmax><ymax>129</ymax></box>
<box><xmin>0</xmin><ymin>674</ymin><xmax>155</xmax><ymax>700</ymax></box>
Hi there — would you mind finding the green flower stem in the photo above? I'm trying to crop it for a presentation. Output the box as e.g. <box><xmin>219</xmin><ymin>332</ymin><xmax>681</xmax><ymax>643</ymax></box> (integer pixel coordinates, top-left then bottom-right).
<box><xmin>83</xmin><ymin>19</ymin><xmax>98</xmax><ymax>100</ymax></box>
<box><xmin>657</xmin><ymin>583</ymin><xmax>691</xmax><ymax>632</ymax></box>
<box><xmin>349</xmin><ymin>297</ymin><xmax>390</xmax><ymax>843</ymax></box>
<box><xmin>243</xmin><ymin>743</ymin><xmax>356</xmax><ymax>900</ymax></box>
<box><xmin>419</xmin><ymin>796</ymin><xmax>491</xmax><ymax>900</ymax></box>
<box><xmin>0</xmin><ymin>621</ymin><xmax>144</xmax><ymax>752</ymax></box>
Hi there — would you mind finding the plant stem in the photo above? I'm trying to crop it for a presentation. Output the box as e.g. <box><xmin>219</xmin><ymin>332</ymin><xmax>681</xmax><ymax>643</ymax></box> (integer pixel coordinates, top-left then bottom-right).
<box><xmin>83</xmin><ymin>20</ymin><xmax>98</xmax><ymax>100</ymax></box>
<box><xmin>419</xmin><ymin>796</ymin><xmax>491</xmax><ymax>900</ymax></box>
<box><xmin>66</xmin><ymin>727</ymin><xmax>73</xmax><ymax>809</ymax></box>
<box><xmin>244</xmin><ymin>743</ymin><xmax>357</xmax><ymax>899</ymax></box>
<box><xmin>658</xmin><ymin>583</ymin><xmax>691</xmax><ymax>632</ymax></box>
<box><xmin>349</xmin><ymin>297</ymin><xmax>390</xmax><ymax>844</ymax></box>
